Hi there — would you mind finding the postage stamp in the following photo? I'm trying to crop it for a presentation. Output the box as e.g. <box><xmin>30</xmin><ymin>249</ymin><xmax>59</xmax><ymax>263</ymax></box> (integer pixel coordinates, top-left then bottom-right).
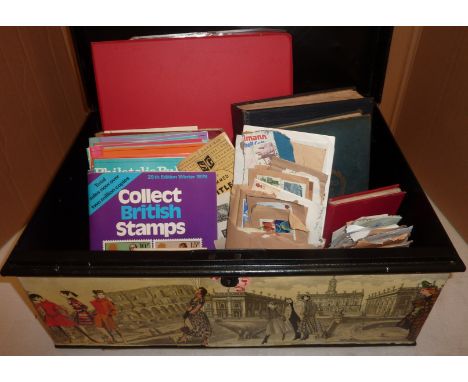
<box><xmin>259</xmin><ymin>219</ymin><xmax>292</xmax><ymax>234</ymax></box>
<box><xmin>257</xmin><ymin>175</ymin><xmax>306</xmax><ymax>198</ymax></box>
<box><xmin>103</xmin><ymin>240</ymin><xmax>152</xmax><ymax>251</ymax></box>
<box><xmin>152</xmin><ymin>238</ymin><xmax>204</xmax><ymax>250</ymax></box>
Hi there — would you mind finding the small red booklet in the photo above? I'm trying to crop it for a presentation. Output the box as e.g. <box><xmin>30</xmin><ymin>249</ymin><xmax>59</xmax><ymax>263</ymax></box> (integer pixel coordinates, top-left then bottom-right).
<box><xmin>91</xmin><ymin>31</ymin><xmax>293</xmax><ymax>140</ymax></box>
<box><xmin>323</xmin><ymin>185</ymin><xmax>406</xmax><ymax>246</ymax></box>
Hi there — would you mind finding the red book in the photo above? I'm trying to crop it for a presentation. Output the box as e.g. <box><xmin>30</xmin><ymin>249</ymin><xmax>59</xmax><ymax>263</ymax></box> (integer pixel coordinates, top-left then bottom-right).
<box><xmin>323</xmin><ymin>185</ymin><xmax>406</xmax><ymax>246</ymax></box>
<box><xmin>91</xmin><ymin>31</ymin><xmax>293</xmax><ymax>140</ymax></box>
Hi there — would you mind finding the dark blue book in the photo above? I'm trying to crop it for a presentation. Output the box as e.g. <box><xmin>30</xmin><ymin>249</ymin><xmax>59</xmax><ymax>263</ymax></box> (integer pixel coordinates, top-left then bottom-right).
<box><xmin>231</xmin><ymin>88</ymin><xmax>373</xmax><ymax>136</ymax></box>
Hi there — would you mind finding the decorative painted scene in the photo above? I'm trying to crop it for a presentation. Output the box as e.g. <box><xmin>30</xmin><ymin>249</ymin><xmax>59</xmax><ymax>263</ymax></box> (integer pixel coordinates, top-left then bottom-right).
<box><xmin>20</xmin><ymin>273</ymin><xmax>448</xmax><ymax>347</ymax></box>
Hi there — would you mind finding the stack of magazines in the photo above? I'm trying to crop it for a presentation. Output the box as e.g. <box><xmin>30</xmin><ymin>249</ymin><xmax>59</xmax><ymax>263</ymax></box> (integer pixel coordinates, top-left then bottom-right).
<box><xmin>86</xmin><ymin>128</ymin><xmax>234</xmax><ymax>251</ymax></box>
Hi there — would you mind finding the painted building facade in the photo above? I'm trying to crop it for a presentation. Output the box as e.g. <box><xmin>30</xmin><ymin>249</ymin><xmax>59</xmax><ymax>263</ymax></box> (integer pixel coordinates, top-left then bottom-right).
<box><xmin>298</xmin><ymin>276</ymin><xmax>364</xmax><ymax>316</ymax></box>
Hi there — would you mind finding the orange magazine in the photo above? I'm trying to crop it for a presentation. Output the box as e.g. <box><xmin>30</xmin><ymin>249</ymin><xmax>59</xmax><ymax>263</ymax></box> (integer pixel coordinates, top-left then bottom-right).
<box><xmin>91</xmin><ymin>142</ymin><xmax>204</xmax><ymax>159</ymax></box>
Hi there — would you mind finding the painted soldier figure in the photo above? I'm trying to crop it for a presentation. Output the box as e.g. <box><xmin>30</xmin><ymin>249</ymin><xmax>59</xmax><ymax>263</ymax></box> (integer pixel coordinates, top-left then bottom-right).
<box><xmin>60</xmin><ymin>291</ymin><xmax>94</xmax><ymax>326</ymax></box>
<box><xmin>397</xmin><ymin>281</ymin><xmax>441</xmax><ymax>341</ymax></box>
<box><xmin>90</xmin><ymin>290</ymin><xmax>125</xmax><ymax>343</ymax></box>
<box><xmin>59</xmin><ymin>290</ymin><xmax>98</xmax><ymax>343</ymax></box>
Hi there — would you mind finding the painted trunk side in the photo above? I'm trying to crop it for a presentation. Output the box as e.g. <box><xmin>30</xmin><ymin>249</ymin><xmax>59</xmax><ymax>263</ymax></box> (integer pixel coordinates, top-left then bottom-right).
<box><xmin>19</xmin><ymin>273</ymin><xmax>449</xmax><ymax>347</ymax></box>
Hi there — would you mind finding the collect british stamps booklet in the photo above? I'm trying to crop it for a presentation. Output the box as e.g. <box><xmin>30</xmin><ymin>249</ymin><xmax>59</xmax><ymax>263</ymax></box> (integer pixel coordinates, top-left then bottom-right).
<box><xmin>88</xmin><ymin>171</ymin><xmax>218</xmax><ymax>250</ymax></box>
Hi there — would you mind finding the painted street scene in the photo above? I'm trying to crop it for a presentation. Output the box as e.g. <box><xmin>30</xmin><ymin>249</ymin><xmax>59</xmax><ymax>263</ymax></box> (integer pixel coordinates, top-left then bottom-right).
<box><xmin>20</xmin><ymin>273</ymin><xmax>447</xmax><ymax>347</ymax></box>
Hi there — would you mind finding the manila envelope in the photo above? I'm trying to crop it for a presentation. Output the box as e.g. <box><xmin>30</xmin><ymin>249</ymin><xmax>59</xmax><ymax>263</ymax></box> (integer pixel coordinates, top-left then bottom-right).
<box><xmin>245</xmin><ymin>195</ymin><xmax>309</xmax><ymax>232</ymax></box>
<box><xmin>248</xmin><ymin>204</ymin><xmax>309</xmax><ymax>244</ymax></box>
<box><xmin>269</xmin><ymin>156</ymin><xmax>328</xmax><ymax>183</ymax></box>
<box><xmin>269</xmin><ymin>157</ymin><xmax>328</xmax><ymax>201</ymax></box>
<box><xmin>291</xmin><ymin>142</ymin><xmax>326</xmax><ymax>173</ymax></box>
<box><xmin>247</xmin><ymin>204</ymin><xmax>290</xmax><ymax>229</ymax></box>
<box><xmin>248</xmin><ymin>166</ymin><xmax>313</xmax><ymax>200</ymax></box>
<box><xmin>234</xmin><ymin>186</ymin><xmax>276</xmax><ymax>228</ymax></box>
<box><xmin>226</xmin><ymin>185</ymin><xmax>316</xmax><ymax>249</ymax></box>
<box><xmin>248</xmin><ymin>205</ymin><xmax>296</xmax><ymax>241</ymax></box>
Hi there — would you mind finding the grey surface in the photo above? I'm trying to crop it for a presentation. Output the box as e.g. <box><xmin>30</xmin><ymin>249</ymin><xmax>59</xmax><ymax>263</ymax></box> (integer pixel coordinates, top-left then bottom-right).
<box><xmin>1</xmin><ymin>198</ymin><xmax>466</xmax><ymax>356</ymax></box>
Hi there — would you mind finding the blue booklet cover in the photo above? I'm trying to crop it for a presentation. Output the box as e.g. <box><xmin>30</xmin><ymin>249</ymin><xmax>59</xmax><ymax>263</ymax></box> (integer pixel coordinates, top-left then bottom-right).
<box><xmin>93</xmin><ymin>157</ymin><xmax>183</xmax><ymax>173</ymax></box>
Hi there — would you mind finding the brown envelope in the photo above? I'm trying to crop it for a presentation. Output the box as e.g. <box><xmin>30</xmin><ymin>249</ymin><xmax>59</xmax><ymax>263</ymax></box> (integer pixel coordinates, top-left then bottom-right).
<box><xmin>249</xmin><ymin>203</ymin><xmax>308</xmax><ymax>232</ymax></box>
<box><xmin>225</xmin><ymin>220</ymin><xmax>315</xmax><ymax>249</ymax></box>
<box><xmin>270</xmin><ymin>157</ymin><xmax>328</xmax><ymax>183</ymax></box>
<box><xmin>291</xmin><ymin>142</ymin><xmax>326</xmax><ymax>173</ymax></box>
<box><xmin>248</xmin><ymin>205</ymin><xmax>297</xmax><ymax>240</ymax></box>
<box><xmin>235</xmin><ymin>187</ymin><xmax>275</xmax><ymax>228</ymax></box>
<box><xmin>249</xmin><ymin>204</ymin><xmax>309</xmax><ymax>244</ymax></box>
<box><xmin>247</xmin><ymin>166</ymin><xmax>313</xmax><ymax>200</ymax></box>
<box><xmin>248</xmin><ymin>204</ymin><xmax>290</xmax><ymax>229</ymax></box>
<box><xmin>226</xmin><ymin>185</ymin><xmax>315</xmax><ymax>249</ymax></box>
<box><xmin>245</xmin><ymin>195</ymin><xmax>308</xmax><ymax>230</ymax></box>
<box><xmin>269</xmin><ymin>157</ymin><xmax>328</xmax><ymax>201</ymax></box>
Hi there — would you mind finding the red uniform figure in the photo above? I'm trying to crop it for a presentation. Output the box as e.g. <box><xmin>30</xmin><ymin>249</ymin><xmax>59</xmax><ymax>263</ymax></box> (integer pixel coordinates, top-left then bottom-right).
<box><xmin>91</xmin><ymin>295</ymin><xmax>117</xmax><ymax>330</ymax></box>
<box><xmin>31</xmin><ymin>295</ymin><xmax>76</xmax><ymax>328</ymax></box>
<box><xmin>90</xmin><ymin>290</ymin><xmax>125</xmax><ymax>343</ymax></box>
